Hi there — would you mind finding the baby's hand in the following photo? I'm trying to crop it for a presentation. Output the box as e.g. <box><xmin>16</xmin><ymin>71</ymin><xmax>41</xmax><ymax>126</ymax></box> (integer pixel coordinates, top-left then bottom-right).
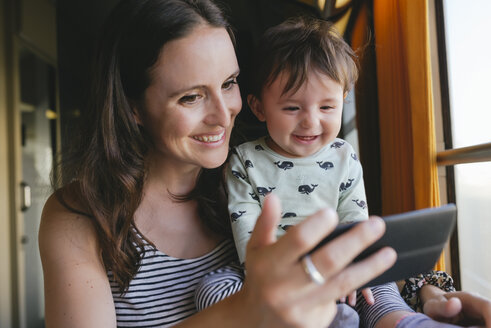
<box><xmin>340</xmin><ymin>288</ymin><xmax>375</xmax><ymax>306</ymax></box>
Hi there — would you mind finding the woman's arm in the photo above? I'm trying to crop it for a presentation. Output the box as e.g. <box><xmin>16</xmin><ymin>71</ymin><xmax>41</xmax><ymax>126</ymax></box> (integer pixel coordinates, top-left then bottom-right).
<box><xmin>177</xmin><ymin>194</ymin><xmax>397</xmax><ymax>327</ymax></box>
<box><xmin>39</xmin><ymin>194</ymin><xmax>117</xmax><ymax>328</ymax></box>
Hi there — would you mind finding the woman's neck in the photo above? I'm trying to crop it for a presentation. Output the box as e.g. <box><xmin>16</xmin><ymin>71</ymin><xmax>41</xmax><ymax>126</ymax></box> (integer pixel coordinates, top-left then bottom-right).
<box><xmin>144</xmin><ymin>152</ymin><xmax>201</xmax><ymax>197</ymax></box>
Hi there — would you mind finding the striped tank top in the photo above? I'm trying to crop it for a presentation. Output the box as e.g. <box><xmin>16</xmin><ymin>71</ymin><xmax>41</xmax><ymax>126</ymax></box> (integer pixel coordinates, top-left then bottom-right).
<box><xmin>108</xmin><ymin>239</ymin><xmax>239</xmax><ymax>327</ymax></box>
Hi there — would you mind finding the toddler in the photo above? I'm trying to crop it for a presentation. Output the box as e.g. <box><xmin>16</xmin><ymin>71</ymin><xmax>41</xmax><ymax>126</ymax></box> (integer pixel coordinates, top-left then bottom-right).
<box><xmin>195</xmin><ymin>16</ymin><xmax>455</xmax><ymax>328</ymax></box>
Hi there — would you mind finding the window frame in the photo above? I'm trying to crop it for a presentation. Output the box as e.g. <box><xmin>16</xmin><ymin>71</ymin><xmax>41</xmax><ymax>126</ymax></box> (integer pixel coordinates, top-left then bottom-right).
<box><xmin>434</xmin><ymin>0</ymin><xmax>491</xmax><ymax>289</ymax></box>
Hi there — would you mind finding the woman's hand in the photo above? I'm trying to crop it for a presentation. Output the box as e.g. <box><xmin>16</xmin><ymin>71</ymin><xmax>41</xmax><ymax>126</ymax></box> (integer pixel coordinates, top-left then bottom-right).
<box><xmin>421</xmin><ymin>285</ymin><xmax>491</xmax><ymax>328</ymax></box>
<box><xmin>240</xmin><ymin>193</ymin><xmax>396</xmax><ymax>327</ymax></box>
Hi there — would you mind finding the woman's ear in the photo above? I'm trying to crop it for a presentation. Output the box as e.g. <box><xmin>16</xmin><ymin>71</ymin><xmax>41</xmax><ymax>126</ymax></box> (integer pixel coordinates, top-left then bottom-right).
<box><xmin>131</xmin><ymin>105</ymin><xmax>143</xmax><ymax>126</ymax></box>
<box><xmin>247</xmin><ymin>94</ymin><xmax>266</xmax><ymax>122</ymax></box>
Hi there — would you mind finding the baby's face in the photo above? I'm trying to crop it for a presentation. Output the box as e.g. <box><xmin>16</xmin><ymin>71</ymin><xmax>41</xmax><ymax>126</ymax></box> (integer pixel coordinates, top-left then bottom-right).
<box><xmin>252</xmin><ymin>70</ymin><xmax>344</xmax><ymax>158</ymax></box>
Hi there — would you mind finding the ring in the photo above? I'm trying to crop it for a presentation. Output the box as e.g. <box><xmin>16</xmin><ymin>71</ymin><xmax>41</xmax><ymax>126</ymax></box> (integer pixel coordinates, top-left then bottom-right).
<box><xmin>301</xmin><ymin>254</ymin><xmax>325</xmax><ymax>285</ymax></box>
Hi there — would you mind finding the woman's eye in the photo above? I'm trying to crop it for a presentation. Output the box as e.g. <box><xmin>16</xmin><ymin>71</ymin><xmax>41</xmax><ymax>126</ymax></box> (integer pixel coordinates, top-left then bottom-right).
<box><xmin>179</xmin><ymin>94</ymin><xmax>201</xmax><ymax>104</ymax></box>
<box><xmin>283</xmin><ymin>106</ymin><xmax>300</xmax><ymax>111</ymax></box>
<box><xmin>222</xmin><ymin>78</ymin><xmax>238</xmax><ymax>90</ymax></box>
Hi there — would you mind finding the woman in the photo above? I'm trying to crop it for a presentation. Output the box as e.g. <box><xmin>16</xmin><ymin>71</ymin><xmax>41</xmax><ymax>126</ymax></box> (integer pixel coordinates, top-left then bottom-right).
<box><xmin>39</xmin><ymin>0</ymin><xmax>490</xmax><ymax>327</ymax></box>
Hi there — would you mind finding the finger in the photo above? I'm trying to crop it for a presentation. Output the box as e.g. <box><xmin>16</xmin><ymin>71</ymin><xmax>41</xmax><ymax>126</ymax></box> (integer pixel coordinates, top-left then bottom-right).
<box><xmin>362</xmin><ymin>288</ymin><xmax>375</xmax><ymax>305</ymax></box>
<box><xmin>320</xmin><ymin>246</ymin><xmax>397</xmax><ymax>302</ymax></box>
<box><xmin>348</xmin><ymin>291</ymin><xmax>357</xmax><ymax>307</ymax></box>
<box><xmin>311</xmin><ymin>217</ymin><xmax>387</xmax><ymax>280</ymax></box>
<box><xmin>424</xmin><ymin>297</ymin><xmax>462</xmax><ymax>320</ymax></box>
<box><xmin>274</xmin><ymin>207</ymin><xmax>339</xmax><ymax>263</ymax></box>
<box><xmin>247</xmin><ymin>193</ymin><xmax>282</xmax><ymax>250</ymax></box>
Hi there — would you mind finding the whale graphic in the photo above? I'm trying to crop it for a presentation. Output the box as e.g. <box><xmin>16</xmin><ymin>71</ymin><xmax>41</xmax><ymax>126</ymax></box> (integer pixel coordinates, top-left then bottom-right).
<box><xmin>339</xmin><ymin>178</ymin><xmax>355</xmax><ymax>192</ymax></box>
<box><xmin>245</xmin><ymin>160</ymin><xmax>254</xmax><ymax>168</ymax></box>
<box><xmin>230</xmin><ymin>210</ymin><xmax>246</xmax><ymax>222</ymax></box>
<box><xmin>255</xmin><ymin>145</ymin><xmax>265</xmax><ymax>151</ymax></box>
<box><xmin>249</xmin><ymin>192</ymin><xmax>260</xmax><ymax>201</ymax></box>
<box><xmin>316</xmin><ymin>161</ymin><xmax>334</xmax><ymax>170</ymax></box>
<box><xmin>282</xmin><ymin>212</ymin><xmax>297</xmax><ymax>218</ymax></box>
<box><xmin>256</xmin><ymin>186</ymin><xmax>276</xmax><ymax>196</ymax></box>
<box><xmin>279</xmin><ymin>224</ymin><xmax>294</xmax><ymax>231</ymax></box>
<box><xmin>231</xmin><ymin>170</ymin><xmax>247</xmax><ymax>180</ymax></box>
<box><xmin>352</xmin><ymin>199</ymin><xmax>367</xmax><ymax>209</ymax></box>
<box><xmin>351</xmin><ymin>153</ymin><xmax>358</xmax><ymax>161</ymax></box>
<box><xmin>298</xmin><ymin>184</ymin><xmax>318</xmax><ymax>195</ymax></box>
<box><xmin>330</xmin><ymin>141</ymin><xmax>345</xmax><ymax>149</ymax></box>
<box><xmin>274</xmin><ymin>161</ymin><xmax>294</xmax><ymax>170</ymax></box>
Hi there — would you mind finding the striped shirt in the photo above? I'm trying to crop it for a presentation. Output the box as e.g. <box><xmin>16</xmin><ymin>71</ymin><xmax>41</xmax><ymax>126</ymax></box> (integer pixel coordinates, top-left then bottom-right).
<box><xmin>108</xmin><ymin>239</ymin><xmax>239</xmax><ymax>327</ymax></box>
<box><xmin>356</xmin><ymin>282</ymin><xmax>413</xmax><ymax>328</ymax></box>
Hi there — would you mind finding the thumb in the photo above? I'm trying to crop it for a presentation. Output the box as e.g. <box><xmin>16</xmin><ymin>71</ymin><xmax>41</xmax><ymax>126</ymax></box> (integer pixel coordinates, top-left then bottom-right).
<box><xmin>424</xmin><ymin>297</ymin><xmax>462</xmax><ymax>320</ymax></box>
<box><xmin>247</xmin><ymin>193</ymin><xmax>282</xmax><ymax>250</ymax></box>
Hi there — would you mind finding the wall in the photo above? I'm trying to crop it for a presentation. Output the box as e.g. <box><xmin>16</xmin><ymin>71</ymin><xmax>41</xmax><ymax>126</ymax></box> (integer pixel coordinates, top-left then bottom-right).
<box><xmin>0</xmin><ymin>0</ymin><xmax>14</xmax><ymax>325</ymax></box>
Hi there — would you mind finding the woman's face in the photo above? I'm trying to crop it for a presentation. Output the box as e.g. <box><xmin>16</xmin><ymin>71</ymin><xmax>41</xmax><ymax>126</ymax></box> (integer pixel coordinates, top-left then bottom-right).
<box><xmin>139</xmin><ymin>25</ymin><xmax>241</xmax><ymax>170</ymax></box>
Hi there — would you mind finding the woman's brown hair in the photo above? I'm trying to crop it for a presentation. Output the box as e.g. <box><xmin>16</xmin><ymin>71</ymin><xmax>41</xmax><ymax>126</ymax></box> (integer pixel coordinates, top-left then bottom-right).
<box><xmin>54</xmin><ymin>0</ymin><xmax>233</xmax><ymax>293</ymax></box>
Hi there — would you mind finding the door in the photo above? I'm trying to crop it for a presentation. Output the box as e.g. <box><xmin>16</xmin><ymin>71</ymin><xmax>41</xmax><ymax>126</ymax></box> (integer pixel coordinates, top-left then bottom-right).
<box><xmin>16</xmin><ymin>45</ymin><xmax>57</xmax><ymax>328</ymax></box>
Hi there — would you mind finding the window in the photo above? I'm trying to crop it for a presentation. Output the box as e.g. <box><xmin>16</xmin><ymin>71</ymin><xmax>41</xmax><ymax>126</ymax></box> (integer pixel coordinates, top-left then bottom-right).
<box><xmin>437</xmin><ymin>0</ymin><xmax>491</xmax><ymax>299</ymax></box>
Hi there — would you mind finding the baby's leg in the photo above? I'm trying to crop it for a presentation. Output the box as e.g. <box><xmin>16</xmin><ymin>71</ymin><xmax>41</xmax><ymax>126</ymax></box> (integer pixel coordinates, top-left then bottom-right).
<box><xmin>328</xmin><ymin>303</ymin><xmax>359</xmax><ymax>328</ymax></box>
<box><xmin>194</xmin><ymin>264</ymin><xmax>244</xmax><ymax>311</ymax></box>
<box><xmin>396</xmin><ymin>313</ymin><xmax>462</xmax><ymax>328</ymax></box>
<box><xmin>356</xmin><ymin>282</ymin><xmax>414</xmax><ymax>328</ymax></box>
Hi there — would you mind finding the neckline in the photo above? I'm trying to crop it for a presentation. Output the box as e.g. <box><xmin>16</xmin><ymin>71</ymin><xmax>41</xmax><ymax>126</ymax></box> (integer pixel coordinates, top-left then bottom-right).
<box><xmin>143</xmin><ymin>238</ymin><xmax>231</xmax><ymax>262</ymax></box>
<box><xmin>255</xmin><ymin>136</ymin><xmax>335</xmax><ymax>161</ymax></box>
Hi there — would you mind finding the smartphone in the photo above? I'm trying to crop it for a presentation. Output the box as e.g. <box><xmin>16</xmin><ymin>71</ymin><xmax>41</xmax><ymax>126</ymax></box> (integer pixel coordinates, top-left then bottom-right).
<box><xmin>308</xmin><ymin>204</ymin><xmax>457</xmax><ymax>288</ymax></box>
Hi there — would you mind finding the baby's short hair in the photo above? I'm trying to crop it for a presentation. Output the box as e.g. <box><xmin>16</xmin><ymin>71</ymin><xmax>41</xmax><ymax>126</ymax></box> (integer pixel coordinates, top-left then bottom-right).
<box><xmin>251</xmin><ymin>16</ymin><xmax>358</xmax><ymax>97</ymax></box>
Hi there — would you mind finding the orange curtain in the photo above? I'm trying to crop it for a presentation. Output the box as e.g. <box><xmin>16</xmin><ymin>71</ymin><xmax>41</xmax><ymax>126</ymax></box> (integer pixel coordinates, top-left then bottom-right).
<box><xmin>373</xmin><ymin>0</ymin><xmax>444</xmax><ymax>270</ymax></box>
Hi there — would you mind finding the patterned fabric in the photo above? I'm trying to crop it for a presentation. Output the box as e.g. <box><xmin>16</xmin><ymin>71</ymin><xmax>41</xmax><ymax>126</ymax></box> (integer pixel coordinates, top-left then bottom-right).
<box><xmin>396</xmin><ymin>313</ymin><xmax>461</xmax><ymax>328</ymax></box>
<box><xmin>328</xmin><ymin>304</ymin><xmax>359</xmax><ymax>328</ymax></box>
<box><xmin>107</xmin><ymin>239</ymin><xmax>239</xmax><ymax>328</ymax></box>
<box><xmin>194</xmin><ymin>263</ymin><xmax>244</xmax><ymax>311</ymax></box>
<box><xmin>227</xmin><ymin>136</ymin><xmax>368</xmax><ymax>263</ymax></box>
<box><xmin>400</xmin><ymin>270</ymin><xmax>456</xmax><ymax>312</ymax></box>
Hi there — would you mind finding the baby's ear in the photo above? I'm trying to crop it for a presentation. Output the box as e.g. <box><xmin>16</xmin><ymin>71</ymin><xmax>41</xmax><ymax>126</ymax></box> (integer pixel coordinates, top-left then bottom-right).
<box><xmin>247</xmin><ymin>94</ymin><xmax>266</xmax><ymax>122</ymax></box>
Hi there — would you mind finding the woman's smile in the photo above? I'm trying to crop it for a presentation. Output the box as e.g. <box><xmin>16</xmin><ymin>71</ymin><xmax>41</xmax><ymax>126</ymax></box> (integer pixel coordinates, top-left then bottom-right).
<box><xmin>192</xmin><ymin>130</ymin><xmax>225</xmax><ymax>143</ymax></box>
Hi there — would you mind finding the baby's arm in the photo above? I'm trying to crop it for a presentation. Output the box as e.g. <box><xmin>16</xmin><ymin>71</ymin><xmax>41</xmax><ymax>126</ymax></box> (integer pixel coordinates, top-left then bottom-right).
<box><xmin>337</xmin><ymin>146</ymin><xmax>369</xmax><ymax>224</ymax></box>
<box><xmin>337</xmin><ymin>146</ymin><xmax>371</xmax><ymax>304</ymax></box>
<box><xmin>226</xmin><ymin>149</ymin><xmax>263</xmax><ymax>264</ymax></box>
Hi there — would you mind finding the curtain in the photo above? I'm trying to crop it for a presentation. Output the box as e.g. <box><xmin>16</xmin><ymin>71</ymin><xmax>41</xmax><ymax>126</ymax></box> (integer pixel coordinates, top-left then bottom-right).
<box><xmin>373</xmin><ymin>0</ymin><xmax>444</xmax><ymax>271</ymax></box>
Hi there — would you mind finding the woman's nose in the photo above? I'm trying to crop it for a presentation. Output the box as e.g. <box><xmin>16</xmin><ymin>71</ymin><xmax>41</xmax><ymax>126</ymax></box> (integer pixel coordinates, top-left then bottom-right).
<box><xmin>204</xmin><ymin>94</ymin><xmax>232</xmax><ymax>127</ymax></box>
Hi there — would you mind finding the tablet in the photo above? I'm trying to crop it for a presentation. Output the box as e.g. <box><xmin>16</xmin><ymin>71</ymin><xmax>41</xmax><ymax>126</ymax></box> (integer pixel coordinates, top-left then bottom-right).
<box><xmin>308</xmin><ymin>204</ymin><xmax>457</xmax><ymax>288</ymax></box>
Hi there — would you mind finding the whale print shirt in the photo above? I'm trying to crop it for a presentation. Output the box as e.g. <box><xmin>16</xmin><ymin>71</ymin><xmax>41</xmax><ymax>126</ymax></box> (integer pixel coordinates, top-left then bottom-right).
<box><xmin>227</xmin><ymin>137</ymin><xmax>368</xmax><ymax>263</ymax></box>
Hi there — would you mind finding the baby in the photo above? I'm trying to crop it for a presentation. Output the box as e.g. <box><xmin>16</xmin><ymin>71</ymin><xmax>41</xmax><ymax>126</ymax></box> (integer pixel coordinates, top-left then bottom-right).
<box><xmin>195</xmin><ymin>16</ymin><xmax>426</xmax><ymax>328</ymax></box>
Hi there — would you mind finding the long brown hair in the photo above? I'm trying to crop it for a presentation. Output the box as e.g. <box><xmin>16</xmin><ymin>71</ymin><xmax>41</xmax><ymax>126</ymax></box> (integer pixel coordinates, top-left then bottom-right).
<box><xmin>54</xmin><ymin>0</ymin><xmax>233</xmax><ymax>293</ymax></box>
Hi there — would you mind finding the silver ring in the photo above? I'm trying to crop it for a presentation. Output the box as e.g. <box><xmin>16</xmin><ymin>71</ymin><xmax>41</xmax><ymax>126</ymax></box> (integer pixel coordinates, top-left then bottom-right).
<box><xmin>301</xmin><ymin>254</ymin><xmax>325</xmax><ymax>285</ymax></box>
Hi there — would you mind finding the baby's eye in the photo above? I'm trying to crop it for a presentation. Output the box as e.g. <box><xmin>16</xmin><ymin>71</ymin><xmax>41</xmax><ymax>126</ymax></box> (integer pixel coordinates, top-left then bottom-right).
<box><xmin>222</xmin><ymin>78</ymin><xmax>238</xmax><ymax>90</ymax></box>
<box><xmin>320</xmin><ymin>106</ymin><xmax>334</xmax><ymax>110</ymax></box>
<box><xmin>179</xmin><ymin>94</ymin><xmax>202</xmax><ymax>105</ymax></box>
<box><xmin>283</xmin><ymin>106</ymin><xmax>300</xmax><ymax>111</ymax></box>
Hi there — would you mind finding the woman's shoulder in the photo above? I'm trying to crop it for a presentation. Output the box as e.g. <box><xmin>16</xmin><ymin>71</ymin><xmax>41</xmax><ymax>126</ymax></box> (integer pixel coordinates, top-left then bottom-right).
<box><xmin>39</xmin><ymin>184</ymin><xmax>101</xmax><ymax>263</ymax></box>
